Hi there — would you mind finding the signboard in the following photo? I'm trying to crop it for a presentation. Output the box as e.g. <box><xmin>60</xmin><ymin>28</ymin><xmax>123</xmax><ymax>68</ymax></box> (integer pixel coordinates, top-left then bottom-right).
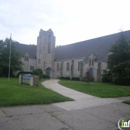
<box><xmin>22</xmin><ymin>74</ymin><xmax>31</xmax><ymax>85</ymax></box>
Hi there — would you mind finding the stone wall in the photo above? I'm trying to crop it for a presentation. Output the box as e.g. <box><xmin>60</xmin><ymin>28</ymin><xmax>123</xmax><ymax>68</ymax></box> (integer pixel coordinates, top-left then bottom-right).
<box><xmin>20</xmin><ymin>29</ymin><xmax>108</xmax><ymax>81</ymax></box>
<box><xmin>21</xmin><ymin>58</ymin><xmax>36</xmax><ymax>72</ymax></box>
<box><xmin>54</xmin><ymin>58</ymin><xmax>84</xmax><ymax>78</ymax></box>
<box><xmin>36</xmin><ymin>29</ymin><xmax>55</xmax><ymax>77</ymax></box>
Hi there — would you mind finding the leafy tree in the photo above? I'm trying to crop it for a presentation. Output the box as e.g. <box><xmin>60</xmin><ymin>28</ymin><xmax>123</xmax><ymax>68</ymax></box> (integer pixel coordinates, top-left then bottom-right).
<box><xmin>32</xmin><ymin>68</ymin><xmax>43</xmax><ymax>77</ymax></box>
<box><xmin>0</xmin><ymin>38</ymin><xmax>22</xmax><ymax>77</ymax></box>
<box><xmin>106</xmin><ymin>32</ymin><xmax>130</xmax><ymax>85</ymax></box>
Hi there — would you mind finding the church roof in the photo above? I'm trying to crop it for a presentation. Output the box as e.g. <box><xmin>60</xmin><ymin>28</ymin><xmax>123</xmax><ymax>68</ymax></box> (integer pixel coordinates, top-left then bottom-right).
<box><xmin>14</xmin><ymin>30</ymin><xmax>130</xmax><ymax>61</ymax></box>
<box><xmin>55</xmin><ymin>30</ymin><xmax>130</xmax><ymax>62</ymax></box>
<box><xmin>14</xmin><ymin>42</ymin><xmax>36</xmax><ymax>59</ymax></box>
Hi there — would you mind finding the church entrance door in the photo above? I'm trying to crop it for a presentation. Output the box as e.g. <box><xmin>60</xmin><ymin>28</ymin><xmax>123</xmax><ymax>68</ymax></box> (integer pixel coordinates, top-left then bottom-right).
<box><xmin>46</xmin><ymin>68</ymin><xmax>51</xmax><ymax>76</ymax></box>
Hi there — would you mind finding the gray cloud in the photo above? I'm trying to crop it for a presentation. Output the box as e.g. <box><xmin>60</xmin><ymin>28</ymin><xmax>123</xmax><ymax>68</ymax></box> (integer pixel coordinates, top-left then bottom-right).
<box><xmin>0</xmin><ymin>0</ymin><xmax>130</xmax><ymax>45</ymax></box>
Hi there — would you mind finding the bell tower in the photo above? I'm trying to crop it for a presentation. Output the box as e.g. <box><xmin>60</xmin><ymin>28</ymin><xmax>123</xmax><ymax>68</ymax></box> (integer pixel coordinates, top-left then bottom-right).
<box><xmin>36</xmin><ymin>29</ymin><xmax>55</xmax><ymax>77</ymax></box>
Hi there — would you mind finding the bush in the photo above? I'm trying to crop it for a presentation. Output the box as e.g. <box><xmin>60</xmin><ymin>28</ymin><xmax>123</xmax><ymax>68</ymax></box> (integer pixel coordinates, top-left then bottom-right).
<box><xmin>81</xmin><ymin>77</ymin><xmax>87</xmax><ymax>82</ymax></box>
<box><xmin>71</xmin><ymin>77</ymin><xmax>80</xmax><ymax>81</ymax></box>
<box><xmin>113</xmin><ymin>78</ymin><xmax>130</xmax><ymax>86</ymax></box>
<box><xmin>32</xmin><ymin>68</ymin><xmax>42</xmax><ymax>77</ymax></box>
<box><xmin>102</xmin><ymin>70</ymin><xmax>130</xmax><ymax>85</ymax></box>
<box><xmin>0</xmin><ymin>68</ymin><xmax>3</xmax><ymax>77</ymax></box>
<box><xmin>59</xmin><ymin>77</ymin><xmax>70</xmax><ymax>80</ymax></box>
<box><xmin>102</xmin><ymin>70</ymin><xmax>112</xmax><ymax>83</ymax></box>
<box><xmin>81</xmin><ymin>77</ymin><xmax>94</xmax><ymax>82</ymax></box>
<box><xmin>42</xmin><ymin>74</ymin><xmax>50</xmax><ymax>79</ymax></box>
<box><xmin>17</xmin><ymin>70</ymin><xmax>50</xmax><ymax>79</ymax></box>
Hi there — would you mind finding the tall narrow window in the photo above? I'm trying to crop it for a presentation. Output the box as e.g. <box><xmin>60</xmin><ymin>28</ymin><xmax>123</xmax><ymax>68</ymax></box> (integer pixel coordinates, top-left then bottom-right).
<box><xmin>30</xmin><ymin>66</ymin><xmax>34</xmax><ymax>71</ymax></box>
<box><xmin>57</xmin><ymin>63</ymin><xmax>59</xmax><ymax>71</ymax></box>
<box><xmin>71</xmin><ymin>60</ymin><xmax>74</xmax><ymax>70</ymax></box>
<box><xmin>24</xmin><ymin>56</ymin><xmax>29</xmax><ymax>61</ymax></box>
<box><xmin>92</xmin><ymin>59</ymin><xmax>94</xmax><ymax>65</ymax></box>
<box><xmin>24</xmin><ymin>52</ymin><xmax>29</xmax><ymax>61</ymax></box>
<box><xmin>66</xmin><ymin>62</ymin><xmax>70</xmax><ymax>71</ymax></box>
<box><xmin>38</xmin><ymin>59</ymin><xmax>41</xmax><ymax>64</ymax></box>
<box><xmin>26</xmin><ymin>57</ymin><xmax>28</xmax><ymax>61</ymax></box>
<box><xmin>24</xmin><ymin>56</ymin><xmax>26</xmax><ymax>61</ymax></box>
<box><xmin>89</xmin><ymin>59</ymin><xmax>91</xmax><ymax>66</ymax></box>
<box><xmin>60</xmin><ymin>61</ymin><xmax>63</xmax><ymax>71</ymax></box>
<box><xmin>78</xmin><ymin>61</ymin><xmax>80</xmax><ymax>71</ymax></box>
<box><xmin>39</xmin><ymin>43</ymin><xmax>41</xmax><ymax>53</ymax></box>
<box><xmin>48</xmin><ymin>35</ymin><xmax>51</xmax><ymax>54</ymax></box>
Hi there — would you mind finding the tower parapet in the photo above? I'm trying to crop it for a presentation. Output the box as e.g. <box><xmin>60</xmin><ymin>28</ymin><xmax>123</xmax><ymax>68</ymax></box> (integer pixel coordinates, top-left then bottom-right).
<box><xmin>36</xmin><ymin>29</ymin><xmax>55</xmax><ymax>77</ymax></box>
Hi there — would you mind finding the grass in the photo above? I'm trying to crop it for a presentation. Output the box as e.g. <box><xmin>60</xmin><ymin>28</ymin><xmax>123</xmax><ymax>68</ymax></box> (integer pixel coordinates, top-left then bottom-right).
<box><xmin>0</xmin><ymin>78</ymin><xmax>72</xmax><ymax>107</ymax></box>
<box><xmin>123</xmin><ymin>100</ymin><xmax>130</xmax><ymax>105</ymax></box>
<box><xmin>59</xmin><ymin>80</ymin><xmax>130</xmax><ymax>98</ymax></box>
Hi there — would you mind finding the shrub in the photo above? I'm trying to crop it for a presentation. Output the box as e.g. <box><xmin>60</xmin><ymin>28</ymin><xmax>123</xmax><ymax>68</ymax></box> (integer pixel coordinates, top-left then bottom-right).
<box><xmin>102</xmin><ymin>70</ymin><xmax>130</xmax><ymax>85</ymax></box>
<box><xmin>89</xmin><ymin>77</ymin><xmax>94</xmax><ymax>82</ymax></box>
<box><xmin>32</xmin><ymin>68</ymin><xmax>42</xmax><ymax>77</ymax></box>
<box><xmin>71</xmin><ymin>77</ymin><xmax>80</xmax><ymax>81</ymax></box>
<box><xmin>102</xmin><ymin>70</ymin><xmax>112</xmax><ymax>83</ymax></box>
<box><xmin>0</xmin><ymin>68</ymin><xmax>3</xmax><ymax>77</ymax></box>
<box><xmin>113</xmin><ymin>78</ymin><xmax>130</xmax><ymax>86</ymax></box>
<box><xmin>59</xmin><ymin>77</ymin><xmax>70</xmax><ymax>80</ymax></box>
<box><xmin>81</xmin><ymin>77</ymin><xmax>94</xmax><ymax>82</ymax></box>
<box><xmin>42</xmin><ymin>74</ymin><xmax>50</xmax><ymax>79</ymax></box>
<box><xmin>82</xmin><ymin>77</ymin><xmax>87</xmax><ymax>82</ymax></box>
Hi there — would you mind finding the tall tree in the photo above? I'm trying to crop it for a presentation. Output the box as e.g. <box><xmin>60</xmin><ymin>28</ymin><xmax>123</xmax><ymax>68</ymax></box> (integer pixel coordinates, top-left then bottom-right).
<box><xmin>107</xmin><ymin>31</ymin><xmax>130</xmax><ymax>85</ymax></box>
<box><xmin>0</xmin><ymin>38</ymin><xmax>22</xmax><ymax>77</ymax></box>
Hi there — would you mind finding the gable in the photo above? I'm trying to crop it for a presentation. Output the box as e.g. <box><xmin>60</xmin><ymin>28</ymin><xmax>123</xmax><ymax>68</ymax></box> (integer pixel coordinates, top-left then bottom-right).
<box><xmin>14</xmin><ymin>42</ymin><xmax>36</xmax><ymax>59</ymax></box>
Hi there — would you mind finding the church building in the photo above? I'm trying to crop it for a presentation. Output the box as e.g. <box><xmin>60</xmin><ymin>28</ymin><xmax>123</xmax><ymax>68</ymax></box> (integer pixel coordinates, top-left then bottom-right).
<box><xmin>14</xmin><ymin>29</ymin><xmax>130</xmax><ymax>81</ymax></box>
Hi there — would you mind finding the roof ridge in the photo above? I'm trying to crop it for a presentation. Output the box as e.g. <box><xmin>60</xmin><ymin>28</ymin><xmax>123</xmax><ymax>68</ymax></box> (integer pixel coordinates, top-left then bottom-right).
<box><xmin>14</xmin><ymin>42</ymin><xmax>36</xmax><ymax>46</ymax></box>
<box><xmin>56</xmin><ymin>30</ymin><xmax>130</xmax><ymax>47</ymax></box>
<box><xmin>55</xmin><ymin>30</ymin><xmax>130</xmax><ymax>61</ymax></box>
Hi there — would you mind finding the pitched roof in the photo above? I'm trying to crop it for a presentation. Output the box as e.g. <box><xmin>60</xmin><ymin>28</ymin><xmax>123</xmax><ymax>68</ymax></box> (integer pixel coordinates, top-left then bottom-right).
<box><xmin>55</xmin><ymin>30</ymin><xmax>130</xmax><ymax>62</ymax></box>
<box><xmin>14</xmin><ymin>42</ymin><xmax>36</xmax><ymax>59</ymax></box>
<box><xmin>14</xmin><ymin>30</ymin><xmax>130</xmax><ymax>61</ymax></box>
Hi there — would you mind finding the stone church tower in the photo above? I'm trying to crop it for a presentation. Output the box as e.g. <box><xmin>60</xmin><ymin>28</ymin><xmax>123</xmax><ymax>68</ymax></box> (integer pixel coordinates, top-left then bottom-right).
<box><xmin>36</xmin><ymin>29</ymin><xmax>55</xmax><ymax>77</ymax></box>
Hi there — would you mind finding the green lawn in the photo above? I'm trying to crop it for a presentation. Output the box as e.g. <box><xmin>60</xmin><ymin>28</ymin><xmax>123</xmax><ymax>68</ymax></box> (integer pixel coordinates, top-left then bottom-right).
<box><xmin>59</xmin><ymin>80</ymin><xmax>130</xmax><ymax>98</ymax></box>
<box><xmin>0</xmin><ymin>78</ymin><xmax>72</xmax><ymax>107</ymax></box>
<box><xmin>123</xmin><ymin>100</ymin><xmax>130</xmax><ymax>105</ymax></box>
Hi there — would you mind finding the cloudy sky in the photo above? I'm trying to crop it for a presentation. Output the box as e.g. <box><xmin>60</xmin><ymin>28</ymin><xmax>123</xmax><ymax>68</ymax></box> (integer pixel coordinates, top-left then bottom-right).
<box><xmin>0</xmin><ymin>0</ymin><xmax>130</xmax><ymax>46</ymax></box>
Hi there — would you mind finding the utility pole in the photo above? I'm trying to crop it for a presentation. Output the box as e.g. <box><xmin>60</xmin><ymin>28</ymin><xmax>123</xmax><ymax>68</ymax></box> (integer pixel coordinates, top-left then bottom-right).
<box><xmin>8</xmin><ymin>34</ymin><xmax>12</xmax><ymax>81</ymax></box>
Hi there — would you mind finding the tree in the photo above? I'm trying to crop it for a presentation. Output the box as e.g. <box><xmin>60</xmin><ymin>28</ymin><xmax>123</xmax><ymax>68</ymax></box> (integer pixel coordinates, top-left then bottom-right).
<box><xmin>32</xmin><ymin>68</ymin><xmax>43</xmax><ymax>77</ymax></box>
<box><xmin>0</xmin><ymin>38</ymin><xmax>22</xmax><ymax>77</ymax></box>
<box><xmin>85</xmin><ymin>69</ymin><xmax>90</xmax><ymax>85</ymax></box>
<box><xmin>107</xmin><ymin>31</ymin><xmax>130</xmax><ymax>85</ymax></box>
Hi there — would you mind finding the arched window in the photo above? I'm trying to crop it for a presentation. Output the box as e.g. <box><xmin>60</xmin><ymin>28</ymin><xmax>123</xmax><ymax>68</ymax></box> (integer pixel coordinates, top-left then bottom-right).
<box><xmin>92</xmin><ymin>59</ymin><xmax>94</xmax><ymax>65</ymax></box>
<box><xmin>78</xmin><ymin>61</ymin><xmax>81</xmax><ymax>71</ymax></box>
<box><xmin>57</xmin><ymin>63</ymin><xmax>60</xmax><ymax>71</ymax></box>
<box><xmin>88</xmin><ymin>54</ymin><xmax>97</xmax><ymax>66</ymax></box>
<box><xmin>89</xmin><ymin>59</ymin><xmax>91</xmax><ymax>66</ymax></box>
<box><xmin>24</xmin><ymin>52</ymin><xmax>29</xmax><ymax>61</ymax></box>
<box><xmin>48</xmin><ymin>35</ymin><xmax>51</xmax><ymax>54</ymax></box>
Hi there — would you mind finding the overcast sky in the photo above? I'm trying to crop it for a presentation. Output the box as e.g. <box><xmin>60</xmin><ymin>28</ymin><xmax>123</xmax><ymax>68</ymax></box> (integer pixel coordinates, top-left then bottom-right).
<box><xmin>0</xmin><ymin>0</ymin><xmax>130</xmax><ymax>46</ymax></box>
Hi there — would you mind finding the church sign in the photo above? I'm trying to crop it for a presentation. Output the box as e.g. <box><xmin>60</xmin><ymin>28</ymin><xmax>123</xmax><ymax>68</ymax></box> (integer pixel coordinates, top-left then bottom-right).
<box><xmin>22</xmin><ymin>74</ymin><xmax>31</xmax><ymax>85</ymax></box>
<box><xmin>19</xmin><ymin>73</ymin><xmax>39</xmax><ymax>86</ymax></box>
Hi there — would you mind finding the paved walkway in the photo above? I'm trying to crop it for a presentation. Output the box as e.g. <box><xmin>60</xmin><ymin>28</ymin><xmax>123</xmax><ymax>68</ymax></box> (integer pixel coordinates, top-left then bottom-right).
<box><xmin>42</xmin><ymin>79</ymin><xmax>130</xmax><ymax>110</ymax></box>
<box><xmin>0</xmin><ymin>102</ymin><xmax>130</xmax><ymax>130</ymax></box>
<box><xmin>0</xmin><ymin>79</ymin><xmax>130</xmax><ymax>130</ymax></box>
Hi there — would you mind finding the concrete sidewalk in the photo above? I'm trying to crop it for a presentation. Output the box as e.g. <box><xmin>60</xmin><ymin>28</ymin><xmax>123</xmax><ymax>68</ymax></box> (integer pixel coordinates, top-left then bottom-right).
<box><xmin>0</xmin><ymin>79</ymin><xmax>130</xmax><ymax>130</ymax></box>
<box><xmin>42</xmin><ymin>79</ymin><xmax>130</xmax><ymax>110</ymax></box>
<box><xmin>0</xmin><ymin>102</ymin><xmax>130</xmax><ymax>130</ymax></box>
